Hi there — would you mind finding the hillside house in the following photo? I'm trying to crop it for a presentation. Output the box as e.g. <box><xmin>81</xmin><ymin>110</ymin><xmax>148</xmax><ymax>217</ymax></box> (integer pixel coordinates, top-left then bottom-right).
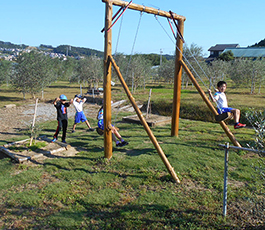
<box><xmin>206</xmin><ymin>44</ymin><xmax>239</xmax><ymax>62</ymax></box>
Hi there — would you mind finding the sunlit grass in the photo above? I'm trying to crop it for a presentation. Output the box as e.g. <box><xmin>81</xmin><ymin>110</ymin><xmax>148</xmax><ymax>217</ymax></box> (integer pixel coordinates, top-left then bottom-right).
<box><xmin>0</xmin><ymin>80</ymin><xmax>264</xmax><ymax>229</ymax></box>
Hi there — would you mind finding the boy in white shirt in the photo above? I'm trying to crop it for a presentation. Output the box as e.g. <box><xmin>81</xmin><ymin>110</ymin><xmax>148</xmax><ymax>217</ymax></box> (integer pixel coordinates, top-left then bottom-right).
<box><xmin>208</xmin><ymin>81</ymin><xmax>246</xmax><ymax>129</ymax></box>
<box><xmin>72</xmin><ymin>95</ymin><xmax>94</xmax><ymax>133</ymax></box>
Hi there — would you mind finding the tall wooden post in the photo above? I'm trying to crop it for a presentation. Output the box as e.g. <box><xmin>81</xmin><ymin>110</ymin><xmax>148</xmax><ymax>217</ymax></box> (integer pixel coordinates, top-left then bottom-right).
<box><xmin>171</xmin><ymin>19</ymin><xmax>184</xmax><ymax>137</ymax></box>
<box><xmin>103</xmin><ymin>1</ymin><xmax>113</xmax><ymax>159</ymax></box>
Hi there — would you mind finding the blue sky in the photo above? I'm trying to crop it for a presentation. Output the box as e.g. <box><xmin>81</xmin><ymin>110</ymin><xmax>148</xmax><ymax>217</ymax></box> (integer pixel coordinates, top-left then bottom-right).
<box><xmin>1</xmin><ymin>0</ymin><xmax>264</xmax><ymax>57</ymax></box>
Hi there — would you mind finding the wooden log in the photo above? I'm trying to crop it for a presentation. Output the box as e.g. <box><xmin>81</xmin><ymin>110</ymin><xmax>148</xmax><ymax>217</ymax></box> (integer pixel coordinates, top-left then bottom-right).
<box><xmin>40</xmin><ymin>147</ymin><xmax>67</xmax><ymax>155</ymax></box>
<box><xmin>118</xmin><ymin>104</ymin><xmax>132</xmax><ymax>110</ymax></box>
<box><xmin>4</xmin><ymin>138</ymin><xmax>30</xmax><ymax>148</ymax></box>
<box><xmin>30</xmin><ymin>153</ymin><xmax>45</xmax><ymax>160</ymax></box>
<box><xmin>109</xmin><ymin>55</ymin><xmax>180</xmax><ymax>183</ymax></box>
<box><xmin>102</xmin><ymin>0</ymin><xmax>186</xmax><ymax>21</ymax></box>
<box><xmin>0</xmin><ymin>146</ymin><xmax>30</xmax><ymax>163</ymax></box>
<box><xmin>4</xmin><ymin>104</ymin><xmax>16</xmax><ymax>109</ymax></box>
<box><xmin>111</xmin><ymin>99</ymin><xmax>126</xmax><ymax>108</ymax></box>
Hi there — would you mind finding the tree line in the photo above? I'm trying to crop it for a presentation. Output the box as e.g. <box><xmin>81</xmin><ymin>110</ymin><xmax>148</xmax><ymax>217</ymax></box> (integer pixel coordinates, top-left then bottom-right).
<box><xmin>1</xmin><ymin>43</ymin><xmax>265</xmax><ymax>100</ymax></box>
<box><xmin>157</xmin><ymin>43</ymin><xmax>265</xmax><ymax>94</ymax></box>
<box><xmin>0</xmin><ymin>51</ymin><xmax>103</xmax><ymax>99</ymax></box>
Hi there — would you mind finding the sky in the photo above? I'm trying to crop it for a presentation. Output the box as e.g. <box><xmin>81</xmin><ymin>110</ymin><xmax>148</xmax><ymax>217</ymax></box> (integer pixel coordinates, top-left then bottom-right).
<box><xmin>1</xmin><ymin>0</ymin><xmax>264</xmax><ymax>57</ymax></box>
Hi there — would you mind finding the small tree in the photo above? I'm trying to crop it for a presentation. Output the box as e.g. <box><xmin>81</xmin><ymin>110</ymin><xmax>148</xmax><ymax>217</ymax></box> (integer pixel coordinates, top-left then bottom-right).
<box><xmin>71</xmin><ymin>56</ymin><xmax>103</xmax><ymax>91</ymax></box>
<box><xmin>11</xmin><ymin>51</ymin><xmax>54</xmax><ymax>99</ymax></box>
<box><xmin>182</xmin><ymin>43</ymin><xmax>206</xmax><ymax>88</ymax></box>
<box><xmin>228</xmin><ymin>59</ymin><xmax>265</xmax><ymax>94</ymax></box>
<box><xmin>60</xmin><ymin>57</ymin><xmax>78</xmax><ymax>81</ymax></box>
<box><xmin>207</xmin><ymin>60</ymin><xmax>229</xmax><ymax>89</ymax></box>
<box><xmin>0</xmin><ymin>60</ymin><xmax>12</xmax><ymax>86</ymax></box>
<box><xmin>253</xmin><ymin>59</ymin><xmax>265</xmax><ymax>94</ymax></box>
<box><xmin>218</xmin><ymin>50</ymin><xmax>234</xmax><ymax>61</ymax></box>
<box><xmin>112</xmin><ymin>53</ymin><xmax>130</xmax><ymax>81</ymax></box>
<box><xmin>126</xmin><ymin>54</ymin><xmax>152</xmax><ymax>92</ymax></box>
<box><xmin>228</xmin><ymin>59</ymin><xmax>252</xmax><ymax>92</ymax></box>
<box><xmin>158</xmin><ymin>60</ymin><xmax>174</xmax><ymax>83</ymax></box>
<box><xmin>87</xmin><ymin>55</ymin><xmax>103</xmax><ymax>89</ymax></box>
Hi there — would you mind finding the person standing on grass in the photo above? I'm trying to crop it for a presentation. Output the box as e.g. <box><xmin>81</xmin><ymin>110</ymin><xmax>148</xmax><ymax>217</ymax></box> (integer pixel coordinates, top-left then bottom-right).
<box><xmin>52</xmin><ymin>94</ymin><xmax>73</xmax><ymax>143</ymax></box>
<box><xmin>208</xmin><ymin>81</ymin><xmax>246</xmax><ymax>129</ymax></box>
<box><xmin>97</xmin><ymin>104</ymin><xmax>128</xmax><ymax>147</ymax></box>
<box><xmin>72</xmin><ymin>94</ymin><xmax>94</xmax><ymax>133</ymax></box>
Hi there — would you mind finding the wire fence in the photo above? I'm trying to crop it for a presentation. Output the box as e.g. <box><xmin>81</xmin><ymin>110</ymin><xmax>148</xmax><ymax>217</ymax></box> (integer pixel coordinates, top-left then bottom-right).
<box><xmin>219</xmin><ymin>143</ymin><xmax>265</xmax><ymax>218</ymax></box>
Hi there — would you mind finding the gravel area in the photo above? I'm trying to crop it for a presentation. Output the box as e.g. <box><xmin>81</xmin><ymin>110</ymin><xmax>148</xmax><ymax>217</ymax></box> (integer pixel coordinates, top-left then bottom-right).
<box><xmin>0</xmin><ymin>102</ymin><xmax>101</xmax><ymax>142</ymax></box>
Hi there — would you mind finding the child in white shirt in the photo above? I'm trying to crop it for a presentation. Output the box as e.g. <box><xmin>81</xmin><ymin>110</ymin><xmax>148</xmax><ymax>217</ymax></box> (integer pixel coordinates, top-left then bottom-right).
<box><xmin>208</xmin><ymin>81</ymin><xmax>246</xmax><ymax>129</ymax></box>
<box><xmin>72</xmin><ymin>95</ymin><xmax>94</xmax><ymax>132</ymax></box>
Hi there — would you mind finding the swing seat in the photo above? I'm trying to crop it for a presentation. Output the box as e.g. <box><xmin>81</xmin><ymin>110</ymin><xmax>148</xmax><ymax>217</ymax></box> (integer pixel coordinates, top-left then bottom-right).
<box><xmin>215</xmin><ymin>112</ymin><xmax>233</xmax><ymax>122</ymax></box>
<box><xmin>96</xmin><ymin>127</ymin><xmax>104</xmax><ymax>136</ymax></box>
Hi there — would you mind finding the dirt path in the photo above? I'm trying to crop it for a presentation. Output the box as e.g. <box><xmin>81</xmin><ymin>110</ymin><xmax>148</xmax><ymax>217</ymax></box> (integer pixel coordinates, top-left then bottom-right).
<box><xmin>0</xmin><ymin>102</ymin><xmax>101</xmax><ymax>143</ymax></box>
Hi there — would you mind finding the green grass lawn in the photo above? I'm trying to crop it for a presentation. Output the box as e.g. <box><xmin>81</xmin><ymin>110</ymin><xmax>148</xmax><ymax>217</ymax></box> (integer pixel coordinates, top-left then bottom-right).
<box><xmin>0</xmin><ymin>81</ymin><xmax>264</xmax><ymax>229</ymax></box>
<box><xmin>0</xmin><ymin>114</ymin><xmax>263</xmax><ymax>229</ymax></box>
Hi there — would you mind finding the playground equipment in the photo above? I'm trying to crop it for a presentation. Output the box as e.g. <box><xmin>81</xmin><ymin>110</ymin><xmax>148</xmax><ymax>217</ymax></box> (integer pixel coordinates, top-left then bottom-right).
<box><xmin>101</xmin><ymin>0</ymin><xmax>241</xmax><ymax>182</ymax></box>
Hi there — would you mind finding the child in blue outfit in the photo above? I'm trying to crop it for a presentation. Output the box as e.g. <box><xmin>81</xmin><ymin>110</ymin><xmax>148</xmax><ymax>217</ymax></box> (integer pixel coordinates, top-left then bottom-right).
<box><xmin>72</xmin><ymin>94</ymin><xmax>94</xmax><ymax>133</ymax></box>
<box><xmin>52</xmin><ymin>94</ymin><xmax>73</xmax><ymax>143</ymax></box>
<box><xmin>208</xmin><ymin>81</ymin><xmax>246</xmax><ymax>129</ymax></box>
<box><xmin>97</xmin><ymin>105</ymin><xmax>128</xmax><ymax>147</ymax></box>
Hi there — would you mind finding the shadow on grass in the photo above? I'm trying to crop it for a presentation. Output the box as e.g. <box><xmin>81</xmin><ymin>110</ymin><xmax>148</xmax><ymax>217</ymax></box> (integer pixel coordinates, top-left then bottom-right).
<box><xmin>0</xmin><ymin>128</ymin><xmax>28</xmax><ymax>143</ymax></box>
<box><xmin>9</xmin><ymin>203</ymin><xmax>223</xmax><ymax>229</ymax></box>
<box><xmin>125</xmin><ymin>148</ymin><xmax>156</xmax><ymax>156</ymax></box>
<box><xmin>48</xmin><ymin>85</ymin><xmax>79</xmax><ymax>89</ymax></box>
<box><xmin>0</xmin><ymin>95</ymin><xmax>22</xmax><ymax>102</ymax></box>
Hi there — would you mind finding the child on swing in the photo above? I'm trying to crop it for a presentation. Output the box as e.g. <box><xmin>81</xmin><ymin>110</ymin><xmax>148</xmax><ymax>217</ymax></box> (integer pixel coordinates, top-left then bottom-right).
<box><xmin>97</xmin><ymin>102</ymin><xmax>129</xmax><ymax>147</ymax></box>
<box><xmin>208</xmin><ymin>81</ymin><xmax>246</xmax><ymax>129</ymax></box>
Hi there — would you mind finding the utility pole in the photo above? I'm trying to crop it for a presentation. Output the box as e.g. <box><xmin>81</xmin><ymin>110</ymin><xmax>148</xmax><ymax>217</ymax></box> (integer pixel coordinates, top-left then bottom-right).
<box><xmin>160</xmin><ymin>48</ymin><xmax>163</xmax><ymax>66</ymax></box>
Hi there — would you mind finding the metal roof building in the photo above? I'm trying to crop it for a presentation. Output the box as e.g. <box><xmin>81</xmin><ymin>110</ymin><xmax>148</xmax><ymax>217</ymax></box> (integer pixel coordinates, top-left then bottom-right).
<box><xmin>223</xmin><ymin>47</ymin><xmax>265</xmax><ymax>58</ymax></box>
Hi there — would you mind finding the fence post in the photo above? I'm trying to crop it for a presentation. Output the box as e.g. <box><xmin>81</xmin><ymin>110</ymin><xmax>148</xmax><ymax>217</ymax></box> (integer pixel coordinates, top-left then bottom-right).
<box><xmin>146</xmin><ymin>88</ymin><xmax>152</xmax><ymax>118</ymax></box>
<box><xmin>29</xmin><ymin>98</ymin><xmax>38</xmax><ymax>146</ymax></box>
<box><xmin>223</xmin><ymin>142</ymin><xmax>229</xmax><ymax>217</ymax></box>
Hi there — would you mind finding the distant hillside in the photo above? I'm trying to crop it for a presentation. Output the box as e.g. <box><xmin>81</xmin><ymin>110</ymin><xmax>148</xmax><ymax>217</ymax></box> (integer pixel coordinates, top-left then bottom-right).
<box><xmin>53</xmin><ymin>45</ymin><xmax>104</xmax><ymax>58</ymax></box>
<box><xmin>250</xmin><ymin>38</ymin><xmax>265</xmax><ymax>47</ymax></box>
<box><xmin>0</xmin><ymin>40</ymin><xmax>174</xmax><ymax>63</ymax></box>
<box><xmin>0</xmin><ymin>41</ymin><xmax>28</xmax><ymax>49</ymax></box>
<box><xmin>0</xmin><ymin>40</ymin><xmax>104</xmax><ymax>58</ymax></box>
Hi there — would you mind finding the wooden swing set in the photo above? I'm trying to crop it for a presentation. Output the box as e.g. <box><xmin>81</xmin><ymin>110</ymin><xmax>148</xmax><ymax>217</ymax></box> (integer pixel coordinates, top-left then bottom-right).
<box><xmin>102</xmin><ymin>0</ymin><xmax>241</xmax><ymax>183</ymax></box>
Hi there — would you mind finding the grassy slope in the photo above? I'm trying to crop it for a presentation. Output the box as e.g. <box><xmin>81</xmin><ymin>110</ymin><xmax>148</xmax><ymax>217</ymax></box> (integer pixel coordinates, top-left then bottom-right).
<box><xmin>0</xmin><ymin>81</ymin><xmax>264</xmax><ymax>229</ymax></box>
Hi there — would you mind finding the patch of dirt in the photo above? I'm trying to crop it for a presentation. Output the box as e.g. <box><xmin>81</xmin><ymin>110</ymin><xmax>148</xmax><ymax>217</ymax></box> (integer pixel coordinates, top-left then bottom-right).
<box><xmin>0</xmin><ymin>102</ymin><xmax>101</xmax><ymax>144</ymax></box>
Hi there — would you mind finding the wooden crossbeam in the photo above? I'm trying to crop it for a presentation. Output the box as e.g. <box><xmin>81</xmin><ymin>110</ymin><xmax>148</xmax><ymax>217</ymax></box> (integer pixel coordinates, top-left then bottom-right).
<box><xmin>102</xmin><ymin>0</ymin><xmax>186</xmax><ymax>21</ymax></box>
